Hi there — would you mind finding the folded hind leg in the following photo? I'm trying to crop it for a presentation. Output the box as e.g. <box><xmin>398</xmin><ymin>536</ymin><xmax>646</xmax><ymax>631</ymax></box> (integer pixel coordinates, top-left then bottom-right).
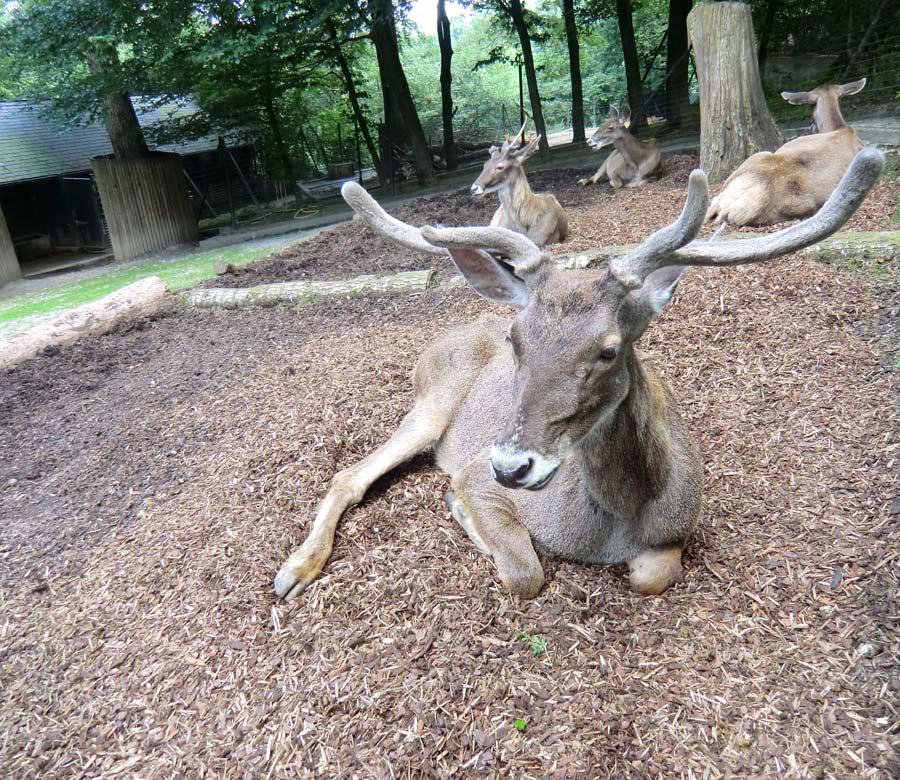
<box><xmin>446</xmin><ymin>465</ymin><xmax>544</xmax><ymax>599</ymax></box>
<box><xmin>628</xmin><ymin>544</ymin><xmax>684</xmax><ymax>595</ymax></box>
<box><xmin>275</xmin><ymin>402</ymin><xmax>447</xmax><ymax>600</ymax></box>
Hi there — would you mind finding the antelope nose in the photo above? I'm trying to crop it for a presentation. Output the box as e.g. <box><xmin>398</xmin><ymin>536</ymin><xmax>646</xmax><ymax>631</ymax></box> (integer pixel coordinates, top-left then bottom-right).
<box><xmin>490</xmin><ymin>454</ymin><xmax>533</xmax><ymax>489</ymax></box>
<box><xmin>471</xmin><ymin>183</ymin><xmax>483</xmax><ymax>196</ymax></box>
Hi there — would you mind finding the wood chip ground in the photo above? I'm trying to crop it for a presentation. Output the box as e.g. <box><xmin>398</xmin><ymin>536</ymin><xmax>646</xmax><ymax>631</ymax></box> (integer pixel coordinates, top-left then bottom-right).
<box><xmin>1</xmin><ymin>158</ymin><xmax>897</xmax><ymax>778</ymax></box>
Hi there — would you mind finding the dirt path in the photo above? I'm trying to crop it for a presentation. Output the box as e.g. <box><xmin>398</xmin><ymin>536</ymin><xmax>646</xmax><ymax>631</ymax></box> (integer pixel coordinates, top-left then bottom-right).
<box><xmin>0</xmin><ymin>172</ymin><xmax>897</xmax><ymax>779</ymax></box>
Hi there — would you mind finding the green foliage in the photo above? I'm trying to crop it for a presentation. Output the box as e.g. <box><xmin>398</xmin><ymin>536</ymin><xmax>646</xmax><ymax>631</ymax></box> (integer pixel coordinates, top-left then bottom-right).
<box><xmin>514</xmin><ymin>718</ymin><xmax>527</xmax><ymax>732</ymax></box>
<box><xmin>514</xmin><ymin>627</ymin><xmax>548</xmax><ymax>656</ymax></box>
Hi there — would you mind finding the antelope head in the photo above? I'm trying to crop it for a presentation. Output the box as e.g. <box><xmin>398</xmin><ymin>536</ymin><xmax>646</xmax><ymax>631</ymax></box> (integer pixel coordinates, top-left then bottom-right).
<box><xmin>781</xmin><ymin>78</ymin><xmax>866</xmax><ymax>133</ymax></box>
<box><xmin>471</xmin><ymin>123</ymin><xmax>540</xmax><ymax>197</ymax></box>
<box><xmin>341</xmin><ymin>148</ymin><xmax>883</xmax><ymax>491</ymax></box>
<box><xmin>587</xmin><ymin>105</ymin><xmax>632</xmax><ymax>150</ymax></box>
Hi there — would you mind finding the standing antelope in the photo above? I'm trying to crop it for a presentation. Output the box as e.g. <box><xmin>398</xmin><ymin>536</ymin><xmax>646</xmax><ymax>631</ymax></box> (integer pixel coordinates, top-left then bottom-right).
<box><xmin>707</xmin><ymin>79</ymin><xmax>867</xmax><ymax>227</ymax></box>
<box><xmin>274</xmin><ymin>148</ymin><xmax>883</xmax><ymax>602</ymax></box>
<box><xmin>578</xmin><ymin>105</ymin><xmax>662</xmax><ymax>189</ymax></box>
<box><xmin>470</xmin><ymin>130</ymin><xmax>568</xmax><ymax>247</ymax></box>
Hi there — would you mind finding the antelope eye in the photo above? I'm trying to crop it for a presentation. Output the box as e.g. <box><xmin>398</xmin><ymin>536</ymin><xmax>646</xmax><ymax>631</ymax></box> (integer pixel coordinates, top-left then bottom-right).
<box><xmin>598</xmin><ymin>346</ymin><xmax>619</xmax><ymax>362</ymax></box>
<box><xmin>495</xmin><ymin>164</ymin><xmax>506</xmax><ymax>171</ymax></box>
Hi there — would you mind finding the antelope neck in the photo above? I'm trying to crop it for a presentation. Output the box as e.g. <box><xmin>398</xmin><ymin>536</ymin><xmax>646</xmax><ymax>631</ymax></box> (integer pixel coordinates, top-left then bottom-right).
<box><xmin>498</xmin><ymin>168</ymin><xmax>535</xmax><ymax>225</ymax></box>
<box><xmin>613</xmin><ymin>130</ymin><xmax>648</xmax><ymax>164</ymax></box>
<box><xmin>813</xmin><ymin>98</ymin><xmax>847</xmax><ymax>133</ymax></box>
<box><xmin>575</xmin><ymin>350</ymin><xmax>671</xmax><ymax>513</ymax></box>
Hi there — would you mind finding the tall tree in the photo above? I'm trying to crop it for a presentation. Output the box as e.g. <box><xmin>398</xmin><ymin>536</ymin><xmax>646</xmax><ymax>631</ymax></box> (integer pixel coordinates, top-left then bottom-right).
<box><xmin>664</xmin><ymin>0</ymin><xmax>692</xmax><ymax>128</ymax></box>
<box><xmin>369</xmin><ymin>0</ymin><xmax>434</xmax><ymax>181</ymax></box>
<box><xmin>326</xmin><ymin>18</ymin><xmax>385</xmax><ymax>182</ymax></box>
<box><xmin>478</xmin><ymin>0</ymin><xmax>550</xmax><ymax>156</ymax></box>
<box><xmin>755</xmin><ymin>0</ymin><xmax>780</xmax><ymax>79</ymax></box>
<box><xmin>688</xmin><ymin>1</ymin><xmax>782</xmax><ymax>181</ymax></box>
<box><xmin>561</xmin><ymin>0</ymin><xmax>585</xmax><ymax>143</ymax></box>
<box><xmin>0</xmin><ymin>0</ymin><xmax>171</xmax><ymax>160</ymax></box>
<box><xmin>437</xmin><ymin>0</ymin><xmax>458</xmax><ymax>169</ymax></box>
<box><xmin>615</xmin><ymin>0</ymin><xmax>646</xmax><ymax>131</ymax></box>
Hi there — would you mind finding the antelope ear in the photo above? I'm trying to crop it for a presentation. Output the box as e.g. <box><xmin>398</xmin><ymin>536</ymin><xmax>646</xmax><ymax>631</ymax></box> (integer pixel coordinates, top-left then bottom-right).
<box><xmin>608</xmin><ymin>105</ymin><xmax>619</xmax><ymax>120</ymax></box>
<box><xmin>837</xmin><ymin>77</ymin><xmax>866</xmax><ymax>96</ymax></box>
<box><xmin>621</xmin><ymin>105</ymin><xmax>632</xmax><ymax>128</ymax></box>
<box><xmin>632</xmin><ymin>265</ymin><xmax>685</xmax><ymax>314</ymax></box>
<box><xmin>781</xmin><ymin>90</ymin><xmax>815</xmax><ymax>105</ymax></box>
<box><xmin>447</xmin><ymin>248</ymin><xmax>531</xmax><ymax>309</ymax></box>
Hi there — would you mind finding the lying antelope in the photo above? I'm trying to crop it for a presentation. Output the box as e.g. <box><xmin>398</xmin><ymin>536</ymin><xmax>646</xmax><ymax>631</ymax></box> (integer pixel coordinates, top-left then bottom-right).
<box><xmin>470</xmin><ymin>130</ymin><xmax>568</xmax><ymax>247</ymax></box>
<box><xmin>578</xmin><ymin>105</ymin><xmax>662</xmax><ymax>189</ymax></box>
<box><xmin>707</xmin><ymin>79</ymin><xmax>867</xmax><ymax>227</ymax></box>
<box><xmin>274</xmin><ymin>148</ymin><xmax>883</xmax><ymax>602</ymax></box>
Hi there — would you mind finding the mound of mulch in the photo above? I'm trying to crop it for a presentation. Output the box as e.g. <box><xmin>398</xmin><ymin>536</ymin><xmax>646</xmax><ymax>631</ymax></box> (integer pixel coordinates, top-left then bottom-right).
<box><xmin>203</xmin><ymin>155</ymin><xmax>900</xmax><ymax>288</ymax></box>
<box><xmin>1</xmin><ymin>224</ymin><xmax>897</xmax><ymax>776</ymax></box>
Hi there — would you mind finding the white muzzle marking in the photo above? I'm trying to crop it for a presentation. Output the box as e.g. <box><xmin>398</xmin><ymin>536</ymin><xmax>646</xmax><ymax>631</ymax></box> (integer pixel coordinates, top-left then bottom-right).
<box><xmin>490</xmin><ymin>442</ymin><xmax>561</xmax><ymax>490</ymax></box>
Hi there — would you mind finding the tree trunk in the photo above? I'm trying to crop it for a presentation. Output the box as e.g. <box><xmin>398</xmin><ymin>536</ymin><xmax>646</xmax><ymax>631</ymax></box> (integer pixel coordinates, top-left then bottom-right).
<box><xmin>262</xmin><ymin>90</ymin><xmax>295</xmax><ymax>183</ymax></box>
<box><xmin>756</xmin><ymin>0</ymin><xmax>780</xmax><ymax>79</ymax></box>
<box><xmin>615</xmin><ymin>0</ymin><xmax>647</xmax><ymax>132</ymax></box>
<box><xmin>665</xmin><ymin>0</ymin><xmax>693</xmax><ymax>128</ymax></box>
<box><xmin>101</xmin><ymin>92</ymin><xmax>152</xmax><ymax>160</ymax></box>
<box><xmin>369</xmin><ymin>0</ymin><xmax>434</xmax><ymax>182</ymax></box>
<box><xmin>561</xmin><ymin>0</ymin><xmax>585</xmax><ymax>144</ymax></box>
<box><xmin>688</xmin><ymin>2</ymin><xmax>783</xmax><ymax>182</ymax></box>
<box><xmin>437</xmin><ymin>0</ymin><xmax>458</xmax><ymax>170</ymax></box>
<box><xmin>0</xmin><ymin>205</ymin><xmax>20</xmax><ymax>288</ymax></box>
<box><xmin>85</xmin><ymin>50</ymin><xmax>151</xmax><ymax>161</ymax></box>
<box><xmin>508</xmin><ymin>0</ymin><xmax>550</xmax><ymax>157</ymax></box>
<box><xmin>328</xmin><ymin>20</ymin><xmax>385</xmax><ymax>182</ymax></box>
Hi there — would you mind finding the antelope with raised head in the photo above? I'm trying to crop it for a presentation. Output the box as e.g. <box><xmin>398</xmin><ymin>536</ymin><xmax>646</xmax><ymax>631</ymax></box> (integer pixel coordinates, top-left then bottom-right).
<box><xmin>470</xmin><ymin>128</ymin><xmax>568</xmax><ymax>247</ymax></box>
<box><xmin>578</xmin><ymin>105</ymin><xmax>662</xmax><ymax>189</ymax></box>
<box><xmin>707</xmin><ymin>79</ymin><xmax>868</xmax><ymax>227</ymax></box>
<box><xmin>274</xmin><ymin>148</ymin><xmax>883</xmax><ymax>602</ymax></box>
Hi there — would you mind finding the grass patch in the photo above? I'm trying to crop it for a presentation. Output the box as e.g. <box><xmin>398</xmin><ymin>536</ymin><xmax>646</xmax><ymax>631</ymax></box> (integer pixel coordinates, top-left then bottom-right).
<box><xmin>0</xmin><ymin>235</ymin><xmax>298</xmax><ymax>340</ymax></box>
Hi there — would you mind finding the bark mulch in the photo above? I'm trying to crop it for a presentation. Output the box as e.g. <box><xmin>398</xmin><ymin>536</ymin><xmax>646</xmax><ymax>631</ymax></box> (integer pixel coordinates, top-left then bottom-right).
<box><xmin>0</xmin><ymin>171</ymin><xmax>898</xmax><ymax>778</ymax></box>
<box><xmin>201</xmin><ymin>155</ymin><xmax>900</xmax><ymax>288</ymax></box>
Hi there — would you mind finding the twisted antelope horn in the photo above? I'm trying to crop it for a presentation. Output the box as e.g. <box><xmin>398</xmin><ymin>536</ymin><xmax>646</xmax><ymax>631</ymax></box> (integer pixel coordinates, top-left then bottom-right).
<box><xmin>610</xmin><ymin>147</ymin><xmax>884</xmax><ymax>288</ymax></box>
<box><xmin>610</xmin><ymin>169</ymin><xmax>709</xmax><ymax>289</ymax></box>
<box><xmin>422</xmin><ymin>225</ymin><xmax>545</xmax><ymax>276</ymax></box>
<box><xmin>341</xmin><ymin>181</ymin><xmax>446</xmax><ymax>257</ymax></box>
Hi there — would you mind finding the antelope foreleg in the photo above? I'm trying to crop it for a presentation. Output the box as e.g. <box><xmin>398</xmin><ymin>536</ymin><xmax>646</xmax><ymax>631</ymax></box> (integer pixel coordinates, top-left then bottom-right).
<box><xmin>447</xmin><ymin>468</ymin><xmax>544</xmax><ymax>598</ymax></box>
<box><xmin>274</xmin><ymin>405</ymin><xmax>446</xmax><ymax>600</ymax></box>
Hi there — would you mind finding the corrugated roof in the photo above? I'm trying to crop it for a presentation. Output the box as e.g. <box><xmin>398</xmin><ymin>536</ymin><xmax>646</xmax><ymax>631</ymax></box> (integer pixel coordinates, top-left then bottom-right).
<box><xmin>0</xmin><ymin>100</ymin><xmax>225</xmax><ymax>185</ymax></box>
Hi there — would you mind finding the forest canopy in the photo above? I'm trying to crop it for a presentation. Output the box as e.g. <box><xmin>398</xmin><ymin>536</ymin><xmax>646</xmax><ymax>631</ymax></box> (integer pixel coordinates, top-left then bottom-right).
<box><xmin>0</xmin><ymin>0</ymin><xmax>895</xmax><ymax>182</ymax></box>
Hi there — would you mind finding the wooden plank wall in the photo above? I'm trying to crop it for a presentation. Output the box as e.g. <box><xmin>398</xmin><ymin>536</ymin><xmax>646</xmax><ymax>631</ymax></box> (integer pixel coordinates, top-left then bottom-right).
<box><xmin>92</xmin><ymin>152</ymin><xmax>198</xmax><ymax>261</ymax></box>
<box><xmin>0</xmin><ymin>205</ymin><xmax>21</xmax><ymax>288</ymax></box>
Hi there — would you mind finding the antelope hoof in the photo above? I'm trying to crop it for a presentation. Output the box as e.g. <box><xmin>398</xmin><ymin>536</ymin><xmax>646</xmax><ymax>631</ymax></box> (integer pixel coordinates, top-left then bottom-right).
<box><xmin>499</xmin><ymin>567</ymin><xmax>545</xmax><ymax>600</ymax></box>
<box><xmin>628</xmin><ymin>546</ymin><xmax>684</xmax><ymax>596</ymax></box>
<box><xmin>577</xmin><ymin>177</ymin><xmax>591</xmax><ymax>187</ymax></box>
<box><xmin>274</xmin><ymin>543</ymin><xmax>329</xmax><ymax>600</ymax></box>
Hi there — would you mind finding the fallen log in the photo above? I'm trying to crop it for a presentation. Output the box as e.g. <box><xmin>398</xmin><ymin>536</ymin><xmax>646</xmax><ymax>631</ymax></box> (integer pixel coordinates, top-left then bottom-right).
<box><xmin>556</xmin><ymin>230</ymin><xmax>900</xmax><ymax>270</ymax></box>
<box><xmin>0</xmin><ymin>276</ymin><xmax>171</xmax><ymax>370</ymax></box>
<box><xmin>185</xmin><ymin>269</ymin><xmax>437</xmax><ymax>310</ymax></box>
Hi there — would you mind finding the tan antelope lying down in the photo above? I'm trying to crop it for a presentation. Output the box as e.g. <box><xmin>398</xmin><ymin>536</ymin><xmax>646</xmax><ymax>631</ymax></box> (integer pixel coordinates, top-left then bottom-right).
<box><xmin>578</xmin><ymin>105</ymin><xmax>662</xmax><ymax>189</ymax></box>
<box><xmin>707</xmin><ymin>79</ymin><xmax>867</xmax><ymax>227</ymax></box>
<box><xmin>470</xmin><ymin>130</ymin><xmax>568</xmax><ymax>247</ymax></box>
<box><xmin>274</xmin><ymin>148</ymin><xmax>883</xmax><ymax>602</ymax></box>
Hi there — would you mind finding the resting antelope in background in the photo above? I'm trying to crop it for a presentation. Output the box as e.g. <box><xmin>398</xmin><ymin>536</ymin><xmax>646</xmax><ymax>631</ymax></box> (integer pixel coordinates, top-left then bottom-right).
<box><xmin>707</xmin><ymin>78</ymin><xmax>867</xmax><ymax>228</ymax></box>
<box><xmin>470</xmin><ymin>128</ymin><xmax>568</xmax><ymax>247</ymax></box>
<box><xmin>578</xmin><ymin>105</ymin><xmax>662</xmax><ymax>189</ymax></box>
<box><xmin>274</xmin><ymin>148</ymin><xmax>883</xmax><ymax>602</ymax></box>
